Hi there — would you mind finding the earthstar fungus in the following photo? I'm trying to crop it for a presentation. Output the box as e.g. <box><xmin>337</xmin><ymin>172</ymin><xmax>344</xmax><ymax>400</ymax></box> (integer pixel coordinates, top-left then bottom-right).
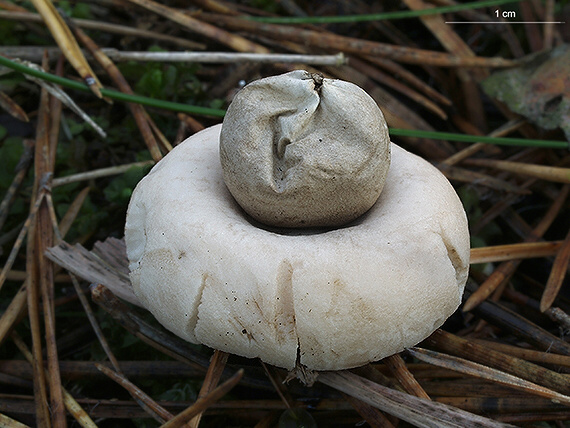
<box><xmin>125</xmin><ymin>71</ymin><xmax>470</xmax><ymax>374</ymax></box>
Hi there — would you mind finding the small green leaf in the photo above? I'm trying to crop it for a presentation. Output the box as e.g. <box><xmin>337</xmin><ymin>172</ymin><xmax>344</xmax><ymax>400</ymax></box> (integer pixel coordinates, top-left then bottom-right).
<box><xmin>104</xmin><ymin>165</ymin><xmax>150</xmax><ymax>204</ymax></box>
<box><xmin>159</xmin><ymin>382</ymin><xmax>198</xmax><ymax>402</ymax></box>
<box><xmin>482</xmin><ymin>44</ymin><xmax>570</xmax><ymax>141</ymax></box>
<box><xmin>71</xmin><ymin>2</ymin><xmax>92</xmax><ymax>19</ymax></box>
<box><xmin>137</xmin><ymin>67</ymin><xmax>164</xmax><ymax>98</ymax></box>
<box><xmin>278</xmin><ymin>408</ymin><xmax>317</xmax><ymax>428</ymax></box>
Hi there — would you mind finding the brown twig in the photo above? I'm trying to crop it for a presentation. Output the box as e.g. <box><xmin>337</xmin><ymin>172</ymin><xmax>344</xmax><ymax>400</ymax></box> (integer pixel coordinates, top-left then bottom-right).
<box><xmin>0</xmin><ymin>283</ymin><xmax>28</xmax><ymax>347</ymax></box>
<box><xmin>10</xmin><ymin>332</ymin><xmax>98</xmax><ymax>428</ymax></box>
<box><xmin>464</xmin><ymin>184</ymin><xmax>570</xmax><ymax>311</ymax></box>
<box><xmin>71</xmin><ymin>275</ymin><xmax>121</xmax><ymax>371</ymax></box>
<box><xmin>34</xmin><ymin>57</ymin><xmax>67</xmax><ymax>428</ymax></box>
<box><xmin>363</xmin><ymin>55</ymin><xmax>452</xmax><ymax>107</ymax></box>
<box><xmin>25</xmin><ymin>74</ymin><xmax>50</xmax><ymax>428</ymax></box>
<box><xmin>0</xmin><ymin>91</ymin><xmax>29</xmax><ymax>122</ymax></box>
<box><xmin>29</xmin><ymin>0</ymin><xmax>103</xmax><ymax>97</ymax></box>
<box><xmin>464</xmin><ymin>158</ymin><xmax>570</xmax><ymax>184</ymax></box>
<box><xmin>96</xmin><ymin>363</ymin><xmax>174</xmax><ymax>423</ymax></box>
<box><xmin>437</xmin><ymin>163</ymin><xmax>530</xmax><ymax>194</ymax></box>
<box><xmin>90</xmin><ymin>285</ymin><xmax>211</xmax><ymax>370</ymax></box>
<box><xmin>319</xmin><ymin>370</ymin><xmax>516</xmax><ymax>428</ymax></box>
<box><xmin>409</xmin><ymin>347</ymin><xmax>570</xmax><ymax>406</ymax></box>
<box><xmin>0</xmin><ymin>190</ymin><xmax>45</xmax><ymax>294</ymax></box>
<box><xmin>471</xmin><ymin>339</ymin><xmax>570</xmax><ymax>367</ymax></box>
<box><xmin>400</xmin><ymin>0</ymin><xmax>487</xmax><ymax>129</ymax></box>
<box><xmin>0</xmin><ymin>413</ymin><xmax>31</xmax><ymax>428</ymax></box>
<box><xmin>540</xmin><ymin>227</ymin><xmax>570</xmax><ymax>311</ymax></box>
<box><xmin>69</xmin><ymin>21</ymin><xmax>165</xmax><ymax>162</ymax></box>
<box><xmin>0</xmin><ymin>139</ymin><xmax>34</xmax><ymax>233</ymax></box>
<box><xmin>0</xmin><ymin>10</ymin><xmax>205</xmax><ymax>49</ymax></box>
<box><xmin>126</xmin><ymin>0</ymin><xmax>269</xmax><ymax>54</ymax></box>
<box><xmin>423</xmin><ymin>329</ymin><xmax>570</xmax><ymax>395</ymax></box>
<box><xmin>204</xmin><ymin>13</ymin><xmax>516</xmax><ymax>67</ymax></box>
<box><xmin>472</xmin><ymin>298</ymin><xmax>570</xmax><ymax>355</ymax></box>
<box><xmin>58</xmin><ymin>187</ymin><xmax>90</xmax><ymax>238</ymax></box>
<box><xmin>383</xmin><ymin>354</ymin><xmax>430</xmax><ymax>400</ymax></box>
<box><xmin>187</xmin><ymin>350</ymin><xmax>229</xmax><ymax>427</ymax></box>
<box><xmin>52</xmin><ymin>161</ymin><xmax>155</xmax><ymax>188</ymax></box>
<box><xmin>470</xmin><ymin>241</ymin><xmax>563</xmax><ymax>264</ymax></box>
<box><xmin>349</xmin><ymin>57</ymin><xmax>448</xmax><ymax>119</ymax></box>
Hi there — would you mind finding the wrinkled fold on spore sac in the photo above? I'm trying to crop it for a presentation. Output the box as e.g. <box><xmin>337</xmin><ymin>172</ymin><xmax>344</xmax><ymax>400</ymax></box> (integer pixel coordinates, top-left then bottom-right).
<box><xmin>219</xmin><ymin>70</ymin><xmax>391</xmax><ymax>228</ymax></box>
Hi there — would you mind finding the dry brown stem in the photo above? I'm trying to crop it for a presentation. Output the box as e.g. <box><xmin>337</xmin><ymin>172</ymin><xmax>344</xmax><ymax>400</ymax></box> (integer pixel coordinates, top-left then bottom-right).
<box><xmin>408</xmin><ymin>347</ymin><xmax>570</xmax><ymax>406</ymax></box>
<box><xmin>319</xmin><ymin>370</ymin><xmax>516</xmax><ymax>428</ymax></box>
<box><xmin>126</xmin><ymin>0</ymin><xmax>269</xmax><ymax>53</ymax></box>
<box><xmin>465</xmin><ymin>158</ymin><xmax>570</xmax><ymax>184</ymax></box>
<box><xmin>204</xmin><ymin>13</ymin><xmax>516</xmax><ymax>67</ymax></box>
<box><xmin>0</xmin><ymin>10</ymin><xmax>205</xmax><ymax>49</ymax></box>
<box><xmin>10</xmin><ymin>333</ymin><xmax>97</xmax><ymax>428</ymax></box>
<box><xmin>69</xmin><ymin>22</ymin><xmax>165</xmax><ymax>162</ymax></box>
<box><xmin>470</xmin><ymin>241</ymin><xmax>563</xmax><ymax>264</ymax></box>
<box><xmin>464</xmin><ymin>184</ymin><xmax>570</xmax><ymax>311</ymax></box>
<box><xmin>424</xmin><ymin>330</ymin><xmax>570</xmax><ymax>394</ymax></box>
<box><xmin>541</xmin><ymin>227</ymin><xmax>570</xmax><ymax>311</ymax></box>
<box><xmin>96</xmin><ymin>363</ymin><xmax>174</xmax><ymax>422</ymax></box>
<box><xmin>187</xmin><ymin>350</ymin><xmax>229</xmax><ymax>427</ymax></box>
<box><xmin>29</xmin><ymin>0</ymin><xmax>102</xmax><ymax>97</ymax></box>
<box><xmin>0</xmin><ymin>91</ymin><xmax>29</xmax><ymax>122</ymax></box>
<box><xmin>383</xmin><ymin>354</ymin><xmax>430</xmax><ymax>400</ymax></box>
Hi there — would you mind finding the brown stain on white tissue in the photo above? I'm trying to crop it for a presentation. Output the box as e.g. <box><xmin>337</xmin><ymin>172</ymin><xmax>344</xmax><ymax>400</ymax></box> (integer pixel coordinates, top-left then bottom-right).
<box><xmin>217</xmin><ymin>259</ymin><xmax>297</xmax><ymax>349</ymax></box>
<box><xmin>274</xmin><ymin>259</ymin><xmax>297</xmax><ymax>345</ymax></box>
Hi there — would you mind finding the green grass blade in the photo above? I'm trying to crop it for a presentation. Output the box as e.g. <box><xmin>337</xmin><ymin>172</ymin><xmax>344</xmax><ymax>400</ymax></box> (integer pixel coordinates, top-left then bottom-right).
<box><xmin>1</xmin><ymin>55</ymin><xmax>566</xmax><ymax>149</ymax></box>
<box><xmin>245</xmin><ymin>0</ymin><xmax>522</xmax><ymax>24</ymax></box>
<box><xmin>389</xmin><ymin>128</ymin><xmax>568</xmax><ymax>150</ymax></box>
<box><xmin>0</xmin><ymin>54</ymin><xmax>226</xmax><ymax>118</ymax></box>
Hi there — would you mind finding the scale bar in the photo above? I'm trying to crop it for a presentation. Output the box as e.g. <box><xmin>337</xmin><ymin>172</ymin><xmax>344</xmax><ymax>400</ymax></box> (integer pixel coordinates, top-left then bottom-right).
<box><xmin>445</xmin><ymin>21</ymin><xmax>565</xmax><ymax>24</ymax></box>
